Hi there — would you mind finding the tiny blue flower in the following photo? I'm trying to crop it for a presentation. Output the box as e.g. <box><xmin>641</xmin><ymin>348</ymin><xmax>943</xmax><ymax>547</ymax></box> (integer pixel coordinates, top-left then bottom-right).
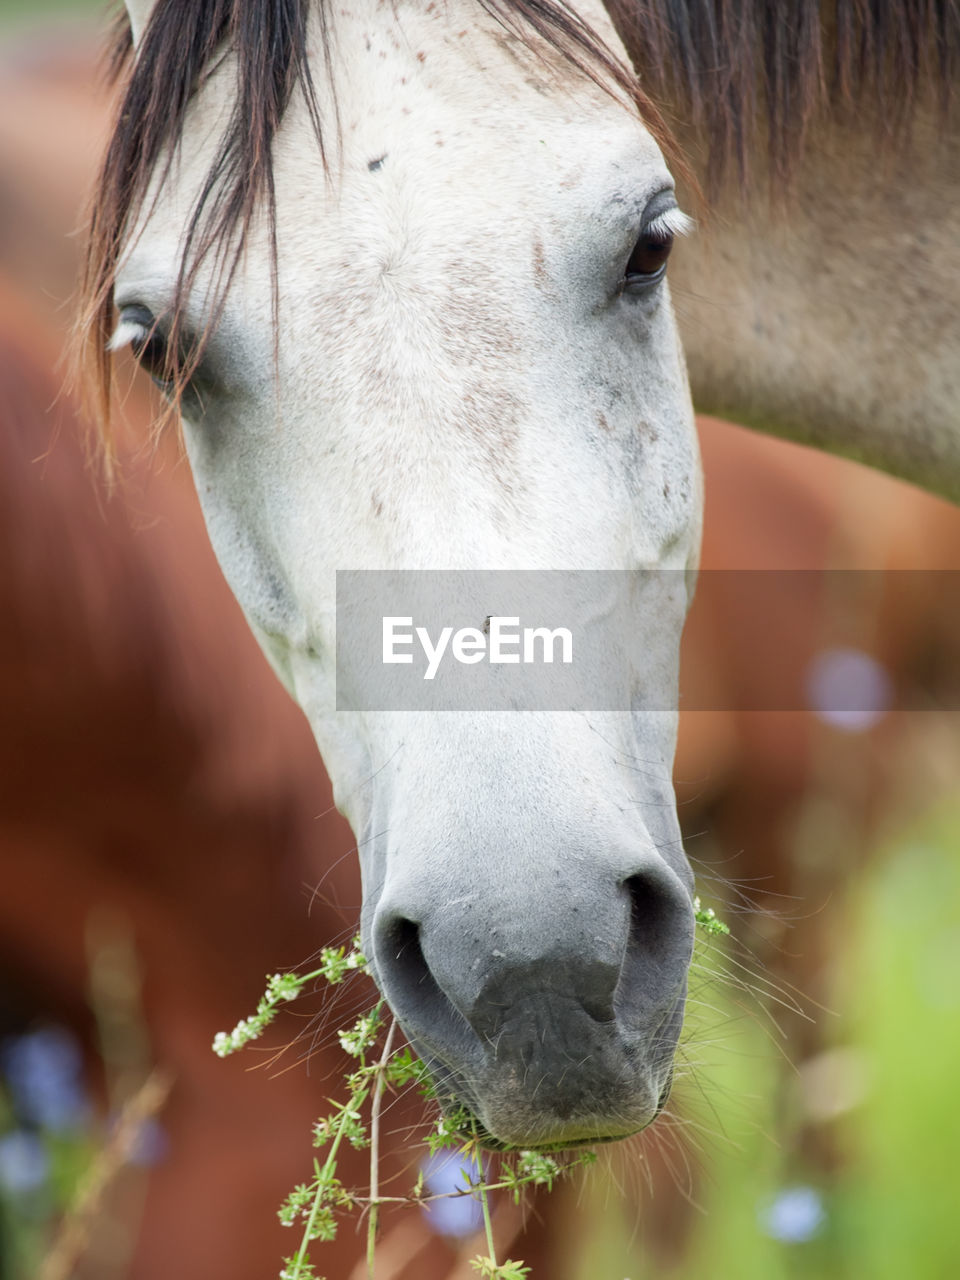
<box><xmin>759</xmin><ymin>1184</ymin><xmax>826</xmax><ymax>1243</ymax></box>
<box><xmin>420</xmin><ymin>1151</ymin><xmax>485</xmax><ymax>1238</ymax></box>
<box><xmin>1</xmin><ymin>1027</ymin><xmax>88</xmax><ymax>1132</ymax></box>
<box><xmin>0</xmin><ymin>1131</ymin><xmax>49</xmax><ymax>1193</ymax></box>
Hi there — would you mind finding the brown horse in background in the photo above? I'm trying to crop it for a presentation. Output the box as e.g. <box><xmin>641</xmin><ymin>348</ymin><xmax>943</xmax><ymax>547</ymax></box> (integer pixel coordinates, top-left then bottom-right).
<box><xmin>2</xmin><ymin>30</ymin><xmax>959</xmax><ymax>1280</ymax></box>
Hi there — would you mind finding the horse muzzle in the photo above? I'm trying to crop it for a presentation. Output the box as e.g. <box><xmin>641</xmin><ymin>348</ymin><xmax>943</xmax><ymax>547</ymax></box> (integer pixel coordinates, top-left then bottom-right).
<box><xmin>370</xmin><ymin>860</ymin><xmax>694</xmax><ymax>1149</ymax></box>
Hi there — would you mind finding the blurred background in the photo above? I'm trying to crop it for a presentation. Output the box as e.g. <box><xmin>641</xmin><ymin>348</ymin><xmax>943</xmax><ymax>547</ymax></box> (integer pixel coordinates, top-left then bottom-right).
<box><xmin>1</xmin><ymin>2</ymin><xmax>959</xmax><ymax>1277</ymax></box>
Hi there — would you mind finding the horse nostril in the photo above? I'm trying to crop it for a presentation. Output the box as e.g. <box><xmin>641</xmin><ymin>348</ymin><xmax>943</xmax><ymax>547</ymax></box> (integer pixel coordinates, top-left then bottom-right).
<box><xmin>625</xmin><ymin>871</ymin><xmax>682</xmax><ymax>963</ymax></box>
<box><xmin>375</xmin><ymin>915</ymin><xmax>470</xmax><ymax>1054</ymax></box>
<box><xmin>616</xmin><ymin>871</ymin><xmax>693</xmax><ymax>1026</ymax></box>
<box><xmin>384</xmin><ymin>917</ymin><xmax>435</xmax><ymax>1005</ymax></box>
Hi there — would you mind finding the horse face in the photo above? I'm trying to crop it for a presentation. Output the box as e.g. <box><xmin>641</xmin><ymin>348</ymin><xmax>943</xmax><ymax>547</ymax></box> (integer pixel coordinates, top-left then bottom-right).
<box><xmin>113</xmin><ymin>0</ymin><xmax>702</xmax><ymax>1148</ymax></box>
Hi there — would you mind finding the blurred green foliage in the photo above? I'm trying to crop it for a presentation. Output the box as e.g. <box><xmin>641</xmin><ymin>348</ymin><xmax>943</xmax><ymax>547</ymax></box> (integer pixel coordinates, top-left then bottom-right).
<box><xmin>0</xmin><ymin>1080</ymin><xmax>95</xmax><ymax>1280</ymax></box>
<box><xmin>0</xmin><ymin>0</ymin><xmax>105</xmax><ymax>32</ymax></box>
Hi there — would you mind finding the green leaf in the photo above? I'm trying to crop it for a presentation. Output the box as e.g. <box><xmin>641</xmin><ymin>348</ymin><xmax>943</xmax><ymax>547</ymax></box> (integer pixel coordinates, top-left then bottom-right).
<box><xmin>385</xmin><ymin>1047</ymin><xmax>432</xmax><ymax>1088</ymax></box>
<box><xmin>469</xmin><ymin>1257</ymin><xmax>531</xmax><ymax>1278</ymax></box>
<box><xmin>279</xmin><ymin>1257</ymin><xmax>321</xmax><ymax>1279</ymax></box>
<box><xmin>693</xmin><ymin>895</ymin><xmax>731</xmax><ymax>936</ymax></box>
<box><xmin>426</xmin><ymin>1106</ymin><xmax>475</xmax><ymax>1154</ymax></box>
<box><xmin>338</xmin><ymin>1008</ymin><xmax>382</xmax><ymax>1057</ymax></box>
<box><xmin>278</xmin><ymin>1183</ymin><xmax>318</xmax><ymax>1227</ymax></box>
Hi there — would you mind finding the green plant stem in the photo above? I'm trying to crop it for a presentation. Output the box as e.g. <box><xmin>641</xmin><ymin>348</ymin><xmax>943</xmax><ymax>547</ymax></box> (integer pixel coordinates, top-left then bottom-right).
<box><xmin>476</xmin><ymin>1147</ymin><xmax>497</xmax><ymax>1266</ymax></box>
<box><xmin>345</xmin><ymin>1180</ymin><xmax>547</xmax><ymax>1206</ymax></box>
<box><xmin>367</xmin><ymin>1017</ymin><xmax>399</xmax><ymax>1279</ymax></box>
<box><xmin>290</xmin><ymin>1085</ymin><xmax>369</xmax><ymax>1280</ymax></box>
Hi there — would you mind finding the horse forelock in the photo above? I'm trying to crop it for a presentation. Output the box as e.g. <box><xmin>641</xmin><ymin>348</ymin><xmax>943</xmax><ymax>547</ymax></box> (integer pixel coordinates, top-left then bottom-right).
<box><xmin>77</xmin><ymin>0</ymin><xmax>670</xmax><ymax>450</ymax></box>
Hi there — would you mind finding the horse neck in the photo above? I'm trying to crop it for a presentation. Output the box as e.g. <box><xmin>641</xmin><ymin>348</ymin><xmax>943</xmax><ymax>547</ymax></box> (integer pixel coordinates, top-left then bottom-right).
<box><xmin>670</xmin><ymin>103</ymin><xmax>960</xmax><ymax>501</ymax></box>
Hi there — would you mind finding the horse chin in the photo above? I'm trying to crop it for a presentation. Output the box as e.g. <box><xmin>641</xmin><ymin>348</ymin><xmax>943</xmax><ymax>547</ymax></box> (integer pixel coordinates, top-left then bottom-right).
<box><xmin>471</xmin><ymin>1123</ymin><xmax>647</xmax><ymax>1155</ymax></box>
<box><xmin>471</xmin><ymin>1122</ymin><xmax>639</xmax><ymax>1155</ymax></box>
<box><xmin>421</xmin><ymin>1055</ymin><xmax>670</xmax><ymax>1154</ymax></box>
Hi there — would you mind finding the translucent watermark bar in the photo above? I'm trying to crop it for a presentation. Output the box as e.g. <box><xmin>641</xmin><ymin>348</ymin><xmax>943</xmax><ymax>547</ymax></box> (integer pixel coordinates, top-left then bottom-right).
<box><xmin>334</xmin><ymin>570</ymin><xmax>960</xmax><ymax>713</ymax></box>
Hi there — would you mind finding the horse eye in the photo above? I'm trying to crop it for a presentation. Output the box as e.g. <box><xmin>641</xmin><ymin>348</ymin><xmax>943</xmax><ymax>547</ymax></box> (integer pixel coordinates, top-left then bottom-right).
<box><xmin>621</xmin><ymin>197</ymin><xmax>692</xmax><ymax>294</ymax></box>
<box><xmin>624</xmin><ymin>229</ymin><xmax>674</xmax><ymax>287</ymax></box>
<box><xmin>115</xmin><ymin>304</ymin><xmax>175</xmax><ymax>387</ymax></box>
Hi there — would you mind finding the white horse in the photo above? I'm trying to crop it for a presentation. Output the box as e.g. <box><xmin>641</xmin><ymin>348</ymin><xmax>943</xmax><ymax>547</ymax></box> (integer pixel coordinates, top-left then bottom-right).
<box><xmin>81</xmin><ymin>0</ymin><xmax>957</xmax><ymax>1150</ymax></box>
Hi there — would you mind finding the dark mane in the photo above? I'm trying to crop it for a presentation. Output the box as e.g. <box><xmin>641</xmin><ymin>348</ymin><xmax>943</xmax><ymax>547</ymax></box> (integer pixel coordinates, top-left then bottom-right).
<box><xmin>79</xmin><ymin>0</ymin><xmax>958</xmax><ymax>438</ymax></box>
<box><xmin>608</xmin><ymin>0</ymin><xmax>959</xmax><ymax>182</ymax></box>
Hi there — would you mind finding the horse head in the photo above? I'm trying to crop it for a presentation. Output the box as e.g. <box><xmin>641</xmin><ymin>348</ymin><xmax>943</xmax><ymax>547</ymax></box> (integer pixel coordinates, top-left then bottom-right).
<box><xmin>89</xmin><ymin>0</ymin><xmax>702</xmax><ymax>1149</ymax></box>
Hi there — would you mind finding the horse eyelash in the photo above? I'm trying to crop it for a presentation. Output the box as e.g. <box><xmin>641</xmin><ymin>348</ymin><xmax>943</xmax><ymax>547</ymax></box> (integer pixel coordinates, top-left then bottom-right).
<box><xmin>107</xmin><ymin>318</ymin><xmax>148</xmax><ymax>353</ymax></box>
<box><xmin>645</xmin><ymin>208</ymin><xmax>695</xmax><ymax>240</ymax></box>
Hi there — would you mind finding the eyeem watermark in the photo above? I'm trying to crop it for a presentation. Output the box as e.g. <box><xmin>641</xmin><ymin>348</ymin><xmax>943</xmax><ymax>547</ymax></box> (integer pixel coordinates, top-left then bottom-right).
<box><xmin>382</xmin><ymin>616</ymin><xmax>573</xmax><ymax>680</ymax></box>
<box><xmin>336</xmin><ymin>569</ymin><xmax>683</xmax><ymax>710</ymax></box>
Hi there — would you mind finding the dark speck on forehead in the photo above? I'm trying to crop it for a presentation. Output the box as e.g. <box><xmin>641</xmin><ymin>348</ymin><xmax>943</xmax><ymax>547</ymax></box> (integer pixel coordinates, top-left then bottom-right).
<box><xmin>368</xmin><ymin>154</ymin><xmax>387</xmax><ymax>172</ymax></box>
